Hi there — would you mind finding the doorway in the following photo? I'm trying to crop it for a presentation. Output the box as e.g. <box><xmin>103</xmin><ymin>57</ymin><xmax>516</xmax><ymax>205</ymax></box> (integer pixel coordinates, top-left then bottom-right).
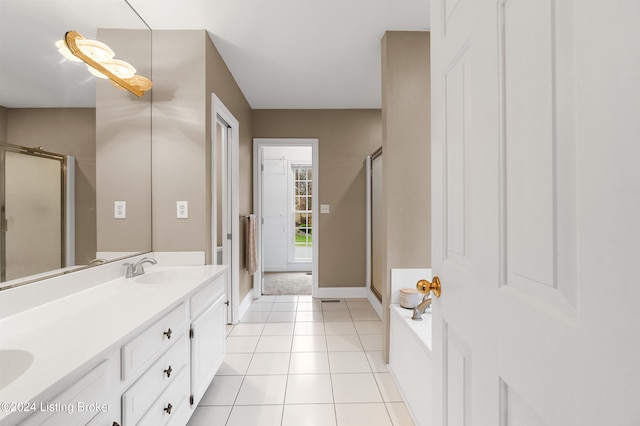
<box><xmin>253</xmin><ymin>138</ymin><xmax>319</xmax><ymax>298</ymax></box>
<box><xmin>211</xmin><ymin>94</ymin><xmax>239</xmax><ymax>324</ymax></box>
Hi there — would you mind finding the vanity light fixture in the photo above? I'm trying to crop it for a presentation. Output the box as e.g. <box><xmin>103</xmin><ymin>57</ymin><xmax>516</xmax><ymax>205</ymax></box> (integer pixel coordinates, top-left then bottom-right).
<box><xmin>55</xmin><ymin>31</ymin><xmax>152</xmax><ymax>97</ymax></box>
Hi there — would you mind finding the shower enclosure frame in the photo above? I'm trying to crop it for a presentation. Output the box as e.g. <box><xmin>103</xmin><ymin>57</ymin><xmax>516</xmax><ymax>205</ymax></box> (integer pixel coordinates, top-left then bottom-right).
<box><xmin>366</xmin><ymin>147</ymin><xmax>383</xmax><ymax>318</ymax></box>
<box><xmin>0</xmin><ymin>143</ymin><xmax>75</xmax><ymax>285</ymax></box>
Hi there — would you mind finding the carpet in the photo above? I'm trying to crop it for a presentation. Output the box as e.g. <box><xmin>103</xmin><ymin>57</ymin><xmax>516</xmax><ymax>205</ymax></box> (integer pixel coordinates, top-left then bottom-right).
<box><xmin>263</xmin><ymin>272</ymin><xmax>312</xmax><ymax>295</ymax></box>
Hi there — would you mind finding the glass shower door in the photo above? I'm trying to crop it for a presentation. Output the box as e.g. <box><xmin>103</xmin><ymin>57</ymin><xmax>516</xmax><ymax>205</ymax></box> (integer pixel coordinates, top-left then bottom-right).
<box><xmin>1</xmin><ymin>149</ymin><xmax>63</xmax><ymax>281</ymax></box>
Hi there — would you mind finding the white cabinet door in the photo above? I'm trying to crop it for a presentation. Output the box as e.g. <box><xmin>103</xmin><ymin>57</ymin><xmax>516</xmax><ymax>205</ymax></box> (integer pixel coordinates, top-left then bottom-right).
<box><xmin>430</xmin><ymin>0</ymin><xmax>640</xmax><ymax>424</ymax></box>
<box><xmin>190</xmin><ymin>295</ymin><xmax>226</xmax><ymax>407</ymax></box>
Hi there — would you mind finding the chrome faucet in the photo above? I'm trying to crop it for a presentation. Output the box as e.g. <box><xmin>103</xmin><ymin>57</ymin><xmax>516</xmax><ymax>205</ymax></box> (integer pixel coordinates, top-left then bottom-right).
<box><xmin>411</xmin><ymin>295</ymin><xmax>432</xmax><ymax>321</ymax></box>
<box><xmin>124</xmin><ymin>257</ymin><xmax>157</xmax><ymax>278</ymax></box>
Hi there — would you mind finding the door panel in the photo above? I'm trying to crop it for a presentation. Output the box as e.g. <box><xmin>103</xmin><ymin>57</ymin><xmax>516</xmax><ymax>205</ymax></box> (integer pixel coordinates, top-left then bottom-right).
<box><xmin>499</xmin><ymin>0</ymin><xmax>578</xmax><ymax>314</ymax></box>
<box><xmin>443</xmin><ymin>322</ymin><xmax>471</xmax><ymax>426</ymax></box>
<box><xmin>262</xmin><ymin>158</ymin><xmax>289</xmax><ymax>271</ymax></box>
<box><xmin>500</xmin><ymin>380</ymin><xmax>548</xmax><ymax>426</ymax></box>
<box><xmin>444</xmin><ymin>48</ymin><xmax>468</xmax><ymax>260</ymax></box>
<box><xmin>431</xmin><ymin>0</ymin><xmax>640</xmax><ymax>425</ymax></box>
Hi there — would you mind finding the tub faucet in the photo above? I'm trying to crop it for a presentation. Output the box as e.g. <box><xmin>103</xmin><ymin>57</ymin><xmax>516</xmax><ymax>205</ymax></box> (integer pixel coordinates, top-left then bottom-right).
<box><xmin>124</xmin><ymin>257</ymin><xmax>157</xmax><ymax>278</ymax></box>
<box><xmin>411</xmin><ymin>296</ymin><xmax>432</xmax><ymax>321</ymax></box>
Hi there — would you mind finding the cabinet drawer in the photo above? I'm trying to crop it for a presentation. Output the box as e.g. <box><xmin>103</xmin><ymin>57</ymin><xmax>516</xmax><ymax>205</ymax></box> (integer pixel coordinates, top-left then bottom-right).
<box><xmin>190</xmin><ymin>273</ymin><xmax>225</xmax><ymax>319</ymax></box>
<box><xmin>121</xmin><ymin>302</ymin><xmax>188</xmax><ymax>380</ymax></box>
<box><xmin>22</xmin><ymin>360</ymin><xmax>110</xmax><ymax>426</ymax></box>
<box><xmin>122</xmin><ymin>334</ymin><xmax>188</xmax><ymax>426</ymax></box>
<box><xmin>137</xmin><ymin>365</ymin><xmax>190</xmax><ymax>426</ymax></box>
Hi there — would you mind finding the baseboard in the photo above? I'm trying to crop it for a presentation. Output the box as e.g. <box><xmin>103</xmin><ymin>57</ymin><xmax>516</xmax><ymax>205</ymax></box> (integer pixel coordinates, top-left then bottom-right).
<box><xmin>367</xmin><ymin>290</ymin><xmax>383</xmax><ymax>319</ymax></box>
<box><xmin>316</xmin><ymin>286</ymin><xmax>367</xmax><ymax>299</ymax></box>
<box><xmin>237</xmin><ymin>289</ymin><xmax>254</xmax><ymax>323</ymax></box>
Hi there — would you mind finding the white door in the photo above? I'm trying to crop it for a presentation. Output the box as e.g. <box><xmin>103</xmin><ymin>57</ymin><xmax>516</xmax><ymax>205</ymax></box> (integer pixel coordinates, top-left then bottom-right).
<box><xmin>430</xmin><ymin>0</ymin><xmax>640</xmax><ymax>425</ymax></box>
<box><xmin>262</xmin><ymin>156</ymin><xmax>289</xmax><ymax>271</ymax></box>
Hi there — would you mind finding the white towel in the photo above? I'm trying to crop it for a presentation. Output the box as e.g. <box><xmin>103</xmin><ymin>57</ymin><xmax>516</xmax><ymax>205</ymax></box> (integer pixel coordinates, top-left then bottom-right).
<box><xmin>245</xmin><ymin>214</ymin><xmax>257</xmax><ymax>275</ymax></box>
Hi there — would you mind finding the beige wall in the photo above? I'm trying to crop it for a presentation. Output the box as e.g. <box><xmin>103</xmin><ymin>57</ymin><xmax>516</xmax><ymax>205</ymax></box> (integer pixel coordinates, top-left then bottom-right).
<box><xmin>96</xmin><ymin>29</ymin><xmax>152</xmax><ymax>255</ymax></box>
<box><xmin>252</xmin><ymin>109</ymin><xmax>382</xmax><ymax>288</ymax></box>
<box><xmin>4</xmin><ymin>108</ymin><xmax>97</xmax><ymax>265</ymax></box>
<box><xmin>0</xmin><ymin>107</ymin><xmax>7</xmax><ymax>141</ymax></box>
<box><xmin>152</xmin><ymin>30</ymin><xmax>254</xmax><ymax>301</ymax></box>
<box><xmin>152</xmin><ymin>30</ymin><xmax>209</xmax><ymax>254</ymax></box>
<box><xmin>381</xmin><ymin>31</ymin><xmax>431</xmax><ymax>360</ymax></box>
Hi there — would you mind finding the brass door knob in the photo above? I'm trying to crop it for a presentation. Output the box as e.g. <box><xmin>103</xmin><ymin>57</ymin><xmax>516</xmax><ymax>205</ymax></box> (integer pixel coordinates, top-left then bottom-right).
<box><xmin>416</xmin><ymin>276</ymin><xmax>441</xmax><ymax>298</ymax></box>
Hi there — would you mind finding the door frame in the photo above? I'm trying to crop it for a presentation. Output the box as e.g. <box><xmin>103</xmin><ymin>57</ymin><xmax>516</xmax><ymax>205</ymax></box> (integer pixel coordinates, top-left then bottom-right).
<box><xmin>212</xmin><ymin>93</ymin><xmax>239</xmax><ymax>324</ymax></box>
<box><xmin>253</xmin><ymin>138</ymin><xmax>319</xmax><ymax>298</ymax></box>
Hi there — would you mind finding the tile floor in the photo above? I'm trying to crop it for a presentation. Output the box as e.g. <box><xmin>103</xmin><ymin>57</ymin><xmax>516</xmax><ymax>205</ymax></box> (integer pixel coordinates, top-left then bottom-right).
<box><xmin>187</xmin><ymin>295</ymin><xmax>414</xmax><ymax>426</ymax></box>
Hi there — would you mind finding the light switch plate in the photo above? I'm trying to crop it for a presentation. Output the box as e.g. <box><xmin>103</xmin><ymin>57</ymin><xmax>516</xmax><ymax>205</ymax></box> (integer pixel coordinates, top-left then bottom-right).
<box><xmin>177</xmin><ymin>201</ymin><xmax>188</xmax><ymax>219</ymax></box>
<box><xmin>114</xmin><ymin>201</ymin><xmax>126</xmax><ymax>219</ymax></box>
<box><xmin>320</xmin><ymin>204</ymin><xmax>330</xmax><ymax>214</ymax></box>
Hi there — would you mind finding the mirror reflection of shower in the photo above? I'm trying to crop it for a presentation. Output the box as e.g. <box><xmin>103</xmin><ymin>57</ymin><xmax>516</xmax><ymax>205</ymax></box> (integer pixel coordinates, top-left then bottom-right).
<box><xmin>0</xmin><ymin>144</ymin><xmax>74</xmax><ymax>284</ymax></box>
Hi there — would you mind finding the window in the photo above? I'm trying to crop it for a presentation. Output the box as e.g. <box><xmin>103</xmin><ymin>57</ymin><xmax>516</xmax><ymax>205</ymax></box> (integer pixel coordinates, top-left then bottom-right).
<box><xmin>293</xmin><ymin>166</ymin><xmax>312</xmax><ymax>260</ymax></box>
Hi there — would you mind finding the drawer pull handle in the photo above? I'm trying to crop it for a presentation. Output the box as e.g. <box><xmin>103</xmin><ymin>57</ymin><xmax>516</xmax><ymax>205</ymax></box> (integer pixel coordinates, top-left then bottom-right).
<box><xmin>164</xmin><ymin>365</ymin><xmax>173</xmax><ymax>377</ymax></box>
<box><xmin>163</xmin><ymin>328</ymin><xmax>172</xmax><ymax>339</ymax></box>
<box><xmin>164</xmin><ymin>403</ymin><xmax>173</xmax><ymax>415</ymax></box>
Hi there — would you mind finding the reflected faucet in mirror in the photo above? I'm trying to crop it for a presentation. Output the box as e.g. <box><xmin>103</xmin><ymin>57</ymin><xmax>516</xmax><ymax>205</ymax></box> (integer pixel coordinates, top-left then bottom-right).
<box><xmin>124</xmin><ymin>257</ymin><xmax>157</xmax><ymax>278</ymax></box>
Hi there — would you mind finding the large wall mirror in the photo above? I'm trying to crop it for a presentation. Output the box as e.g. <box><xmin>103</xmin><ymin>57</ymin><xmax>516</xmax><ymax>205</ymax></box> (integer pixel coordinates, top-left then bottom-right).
<box><xmin>0</xmin><ymin>0</ymin><xmax>152</xmax><ymax>289</ymax></box>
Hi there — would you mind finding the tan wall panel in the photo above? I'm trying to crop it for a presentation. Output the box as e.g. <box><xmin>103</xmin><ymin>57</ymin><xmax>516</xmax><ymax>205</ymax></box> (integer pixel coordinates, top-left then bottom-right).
<box><xmin>152</xmin><ymin>30</ymin><xmax>208</xmax><ymax>253</ymax></box>
<box><xmin>96</xmin><ymin>29</ymin><xmax>152</xmax><ymax>255</ymax></box>
<box><xmin>0</xmin><ymin>107</ymin><xmax>7</xmax><ymax>141</ymax></box>
<box><xmin>381</xmin><ymin>31</ymin><xmax>431</xmax><ymax>361</ymax></box>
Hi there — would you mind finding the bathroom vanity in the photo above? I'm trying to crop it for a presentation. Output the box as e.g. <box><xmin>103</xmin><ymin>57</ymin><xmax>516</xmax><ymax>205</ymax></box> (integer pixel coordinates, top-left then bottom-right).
<box><xmin>0</xmin><ymin>261</ymin><xmax>227</xmax><ymax>425</ymax></box>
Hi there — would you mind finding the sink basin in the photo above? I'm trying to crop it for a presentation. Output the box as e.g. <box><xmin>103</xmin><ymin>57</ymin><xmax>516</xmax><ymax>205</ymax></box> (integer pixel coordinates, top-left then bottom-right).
<box><xmin>134</xmin><ymin>268</ymin><xmax>205</xmax><ymax>285</ymax></box>
<box><xmin>0</xmin><ymin>349</ymin><xmax>34</xmax><ymax>390</ymax></box>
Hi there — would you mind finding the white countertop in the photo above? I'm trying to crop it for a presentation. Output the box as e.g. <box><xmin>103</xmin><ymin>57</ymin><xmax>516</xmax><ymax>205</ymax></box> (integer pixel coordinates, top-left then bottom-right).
<box><xmin>390</xmin><ymin>304</ymin><xmax>433</xmax><ymax>352</ymax></box>
<box><xmin>0</xmin><ymin>264</ymin><xmax>226</xmax><ymax>424</ymax></box>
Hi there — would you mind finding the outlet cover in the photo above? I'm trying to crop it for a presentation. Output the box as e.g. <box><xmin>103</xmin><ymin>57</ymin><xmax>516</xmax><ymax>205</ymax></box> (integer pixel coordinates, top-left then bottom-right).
<box><xmin>320</xmin><ymin>204</ymin><xmax>330</xmax><ymax>214</ymax></box>
<box><xmin>114</xmin><ymin>201</ymin><xmax>126</xmax><ymax>219</ymax></box>
<box><xmin>177</xmin><ymin>201</ymin><xmax>189</xmax><ymax>219</ymax></box>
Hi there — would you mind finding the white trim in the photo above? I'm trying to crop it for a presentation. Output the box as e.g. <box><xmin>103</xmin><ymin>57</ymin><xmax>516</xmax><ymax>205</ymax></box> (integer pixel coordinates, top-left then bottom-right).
<box><xmin>212</xmin><ymin>93</ymin><xmax>240</xmax><ymax>324</ymax></box>
<box><xmin>316</xmin><ymin>286</ymin><xmax>368</xmax><ymax>300</ymax></box>
<box><xmin>253</xmin><ymin>138</ymin><xmax>319</xmax><ymax>299</ymax></box>
<box><xmin>237</xmin><ymin>289</ymin><xmax>254</xmax><ymax>323</ymax></box>
<box><xmin>367</xmin><ymin>290</ymin><xmax>383</xmax><ymax>319</ymax></box>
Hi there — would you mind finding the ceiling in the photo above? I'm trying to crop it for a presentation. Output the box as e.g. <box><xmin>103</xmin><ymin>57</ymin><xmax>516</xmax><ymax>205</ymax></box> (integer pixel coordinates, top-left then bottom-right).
<box><xmin>128</xmin><ymin>0</ymin><xmax>430</xmax><ymax>109</ymax></box>
<box><xmin>0</xmin><ymin>0</ymin><xmax>429</xmax><ymax>109</ymax></box>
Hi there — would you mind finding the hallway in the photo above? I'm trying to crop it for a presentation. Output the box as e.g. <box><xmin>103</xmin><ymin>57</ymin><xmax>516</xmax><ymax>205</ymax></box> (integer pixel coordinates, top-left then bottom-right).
<box><xmin>188</xmin><ymin>296</ymin><xmax>413</xmax><ymax>425</ymax></box>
